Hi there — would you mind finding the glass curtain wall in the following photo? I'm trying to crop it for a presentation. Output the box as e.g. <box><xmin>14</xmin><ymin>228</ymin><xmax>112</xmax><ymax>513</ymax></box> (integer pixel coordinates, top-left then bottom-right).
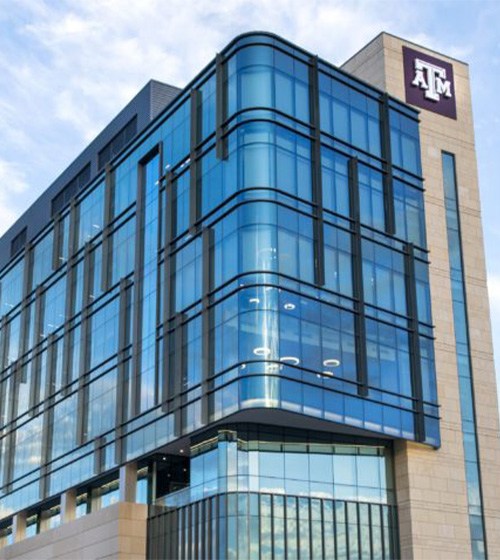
<box><xmin>0</xmin><ymin>34</ymin><xmax>438</xmax><ymax>528</ymax></box>
<box><xmin>150</xmin><ymin>426</ymin><xmax>398</xmax><ymax>560</ymax></box>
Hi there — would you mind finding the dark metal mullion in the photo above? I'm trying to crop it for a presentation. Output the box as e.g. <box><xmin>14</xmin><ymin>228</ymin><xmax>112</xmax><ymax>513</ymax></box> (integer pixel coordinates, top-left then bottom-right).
<box><xmin>215</xmin><ymin>53</ymin><xmax>228</xmax><ymax>160</ymax></box>
<box><xmin>61</xmin><ymin>262</ymin><xmax>76</xmax><ymax>396</ymax></box>
<box><xmin>193</xmin><ymin>502</ymin><xmax>199</xmax><ymax>560</ymax></box>
<box><xmin>61</xmin><ymin>199</ymin><xmax>79</xmax><ymax>395</ymax></box>
<box><xmin>101</xmin><ymin>164</ymin><xmax>114</xmax><ymax>293</ymax></box>
<box><xmin>4</xmin><ymin>362</ymin><xmax>21</xmax><ymax>492</ymax></box>
<box><xmin>0</xmin><ymin>317</ymin><xmax>7</xmax><ymax>373</ymax></box>
<box><xmin>39</xmin><ymin>332</ymin><xmax>56</xmax><ymax>500</ymax></box>
<box><xmin>162</xmin><ymin>171</ymin><xmax>174</xmax><ymax>412</ymax></box>
<box><xmin>131</xmin><ymin>160</ymin><xmax>146</xmax><ymax>417</ymax></box>
<box><xmin>154</xmin><ymin>143</ymin><xmax>164</xmax><ymax>407</ymax></box>
<box><xmin>68</xmin><ymin>198</ymin><xmax>79</xmax><ymax>259</ymax></box>
<box><xmin>380</xmin><ymin>93</ymin><xmax>395</xmax><ymax>235</ymax></box>
<box><xmin>205</xmin><ymin>497</ymin><xmax>211</xmax><ymax>560</ymax></box>
<box><xmin>344</xmin><ymin>501</ymin><xmax>350</xmax><ymax>560</ymax></box>
<box><xmin>179</xmin><ymin>505</ymin><xmax>184</xmax><ymax>560</ymax></box>
<box><xmin>76</xmin><ymin>244</ymin><xmax>93</xmax><ymax>446</ymax></box>
<box><xmin>52</xmin><ymin>214</ymin><xmax>62</xmax><ymax>271</ymax></box>
<box><xmin>349</xmin><ymin>158</ymin><xmax>368</xmax><ymax>396</ymax></box>
<box><xmin>23</xmin><ymin>243</ymin><xmax>34</xmax><ymax>304</ymax></box>
<box><xmin>189</xmin><ymin>89</ymin><xmax>202</xmax><ymax>234</ymax></box>
<box><xmin>1</xmin><ymin>364</ymin><xmax>15</xmax><ymax>488</ymax></box>
<box><xmin>2</xmin><ymin>428</ymin><xmax>14</xmax><ymax>491</ymax></box>
<box><xmin>93</xmin><ymin>436</ymin><xmax>105</xmax><ymax>476</ymax></box>
<box><xmin>172</xmin><ymin>507</ymin><xmax>179</xmax><ymax>560</ymax></box>
<box><xmin>356</xmin><ymin>502</ymin><xmax>362</xmax><ymax>560</ymax></box>
<box><xmin>333</xmin><ymin>499</ymin><xmax>338</xmax><ymax>560</ymax></box>
<box><xmin>368</xmin><ymin>504</ymin><xmax>374</xmax><ymax>560</ymax></box>
<box><xmin>391</xmin><ymin>505</ymin><xmax>400</xmax><ymax>560</ymax></box>
<box><xmin>172</xmin><ymin>312</ymin><xmax>186</xmax><ymax>437</ymax></box>
<box><xmin>380</xmin><ymin>505</ymin><xmax>386</xmax><ymax>560</ymax></box>
<box><xmin>114</xmin><ymin>278</ymin><xmax>130</xmax><ymax>464</ymax></box>
<box><xmin>201</xmin><ymin>228</ymin><xmax>214</xmax><ymax>426</ymax></box>
<box><xmin>44</xmin><ymin>333</ymin><xmax>57</xmax><ymax>403</ymax></box>
<box><xmin>309</xmin><ymin>55</ymin><xmax>325</xmax><ymax>287</ymax></box>
<box><xmin>404</xmin><ymin>242</ymin><xmax>425</xmax><ymax>442</ymax></box>
<box><xmin>19</xmin><ymin>243</ymin><xmax>33</xmax><ymax>357</ymax></box>
<box><xmin>10</xmin><ymin>362</ymin><xmax>21</xmax><ymax>429</ymax></box>
<box><xmin>320</xmin><ymin>499</ymin><xmax>326</xmax><ymax>560</ymax></box>
<box><xmin>214</xmin><ymin>495</ymin><xmax>219</xmax><ymax>560</ymax></box>
<box><xmin>29</xmin><ymin>286</ymin><xmax>44</xmax><ymax>413</ymax></box>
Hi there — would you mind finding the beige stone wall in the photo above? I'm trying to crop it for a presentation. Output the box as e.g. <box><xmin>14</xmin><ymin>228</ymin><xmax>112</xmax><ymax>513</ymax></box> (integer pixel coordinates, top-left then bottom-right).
<box><xmin>0</xmin><ymin>502</ymin><xmax>147</xmax><ymax>560</ymax></box>
<box><xmin>343</xmin><ymin>33</ymin><xmax>500</xmax><ymax>559</ymax></box>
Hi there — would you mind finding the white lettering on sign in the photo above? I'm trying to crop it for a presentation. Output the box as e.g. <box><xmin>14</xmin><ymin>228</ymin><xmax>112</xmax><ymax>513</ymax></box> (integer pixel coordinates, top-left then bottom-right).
<box><xmin>412</xmin><ymin>58</ymin><xmax>452</xmax><ymax>102</ymax></box>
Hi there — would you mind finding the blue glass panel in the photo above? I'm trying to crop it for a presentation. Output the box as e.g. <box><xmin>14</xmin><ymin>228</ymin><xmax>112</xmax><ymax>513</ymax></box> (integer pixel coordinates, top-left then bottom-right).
<box><xmin>31</xmin><ymin>230</ymin><xmax>54</xmax><ymax>288</ymax></box>
<box><xmin>321</xmin><ymin>147</ymin><xmax>349</xmax><ymax>217</ymax></box>
<box><xmin>390</xmin><ymin>110</ymin><xmax>421</xmax><ymax>175</ymax></box>
<box><xmin>415</xmin><ymin>259</ymin><xmax>432</xmax><ymax>325</ymax></box>
<box><xmin>358</xmin><ymin>163</ymin><xmax>384</xmax><ymax>231</ymax></box>
<box><xmin>212</xmin><ymin>202</ymin><xmax>315</xmax><ymax>289</ymax></box>
<box><xmin>324</xmin><ymin>224</ymin><xmax>352</xmax><ymax>297</ymax></box>
<box><xmin>419</xmin><ymin>335</ymin><xmax>437</xmax><ymax>404</ymax></box>
<box><xmin>89</xmin><ymin>298</ymin><xmax>120</xmax><ymax>369</ymax></box>
<box><xmin>12</xmin><ymin>414</ymin><xmax>43</xmax><ymax>480</ymax></box>
<box><xmin>161</xmin><ymin>99</ymin><xmax>190</xmax><ymax>170</ymax></box>
<box><xmin>174</xmin><ymin>237</ymin><xmax>202</xmax><ymax>312</ymax></box>
<box><xmin>200</xmin><ymin>75</ymin><xmax>216</xmax><ymax>140</ymax></box>
<box><xmin>111</xmin><ymin>217</ymin><xmax>135</xmax><ymax>284</ymax></box>
<box><xmin>173</xmin><ymin>170</ymin><xmax>189</xmax><ymax>237</ymax></box>
<box><xmin>362</xmin><ymin>240</ymin><xmax>406</xmax><ymax>316</ymax></box>
<box><xmin>51</xmin><ymin>394</ymin><xmax>77</xmax><ymax>459</ymax></box>
<box><xmin>6</xmin><ymin>313</ymin><xmax>21</xmax><ymax>366</ymax></box>
<box><xmin>42</xmin><ymin>276</ymin><xmax>67</xmax><ymax>336</ymax></box>
<box><xmin>393</xmin><ymin>179</ymin><xmax>426</xmax><ymax>248</ymax></box>
<box><xmin>229</xmin><ymin>45</ymin><xmax>309</xmax><ymax>124</ymax></box>
<box><xmin>77</xmin><ymin>182</ymin><xmax>104</xmax><ymax>249</ymax></box>
<box><xmin>319</xmin><ymin>74</ymin><xmax>381</xmax><ymax>156</ymax></box>
<box><xmin>87</xmin><ymin>368</ymin><xmax>117</xmax><ymax>439</ymax></box>
<box><xmin>366</xmin><ymin>318</ymin><xmax>412</xmax><ymax>398</ymax></box>
<box><xmin>0</xmin><ymin>259</ymin><xmax>24</xmax><ymax>317</ymax></box>
<box><xmin>238</xmin><ymin>123</ymin><xmax>312</xmax><ymax>200</ymax></box>
<box><xmin>114</xmin><ymin>156</ymin><xmax>137</xmax><ymax>215</ymax></box>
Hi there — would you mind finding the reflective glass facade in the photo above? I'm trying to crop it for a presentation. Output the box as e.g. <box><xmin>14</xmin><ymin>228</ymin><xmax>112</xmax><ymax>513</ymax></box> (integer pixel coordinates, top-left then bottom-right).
<box><xmin>149</xmin><ymin>427</ymin><xmax>398</xmax><ymax>559</ymax></box>
<box><xmin>0</xmin><ymin>32</ymin><xmax>440</xmax><ymax>557</ymax></box>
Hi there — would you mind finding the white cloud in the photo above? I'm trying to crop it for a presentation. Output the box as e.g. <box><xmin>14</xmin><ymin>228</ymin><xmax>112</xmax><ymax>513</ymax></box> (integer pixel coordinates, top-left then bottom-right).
<box><xmin>487</xmin><ymin>274</ymin><xmax>500</xmax><ymax>309</ymax></box>
<box><xmin>0</xmin><ymin>160</ymin><xmax>30</xmax><ymax>233</ymax></box>
<box><xmin>0</xmin><ymin>0</ymin><xmax>404</xmax><ymax>235</ymax></box>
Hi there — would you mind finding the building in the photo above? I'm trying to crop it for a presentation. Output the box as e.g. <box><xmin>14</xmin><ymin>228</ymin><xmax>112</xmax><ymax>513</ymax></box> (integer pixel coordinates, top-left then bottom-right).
<box><xmin>0</xmin><ymin>30</ymin><xmax>497</xmax><ymax>559</ymax></box>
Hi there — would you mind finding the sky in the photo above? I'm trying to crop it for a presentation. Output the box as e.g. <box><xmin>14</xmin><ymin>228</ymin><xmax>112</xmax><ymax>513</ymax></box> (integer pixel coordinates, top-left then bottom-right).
<box><xmin>0</xmin><ymin>0</ymin><xmax>499</xmax><ymax>401</ymax></box>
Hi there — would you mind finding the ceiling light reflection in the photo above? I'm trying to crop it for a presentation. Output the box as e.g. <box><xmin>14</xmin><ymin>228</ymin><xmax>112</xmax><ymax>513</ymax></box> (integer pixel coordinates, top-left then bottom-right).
<box><xmin>280</xmin><ymin>356</ymin><xmax>300</xmax><ymax>366</ymax></box>
<box><xmin>323</xmin><ymin>358</ymin><xmax>341</xmax><ymax>368</ymax></box>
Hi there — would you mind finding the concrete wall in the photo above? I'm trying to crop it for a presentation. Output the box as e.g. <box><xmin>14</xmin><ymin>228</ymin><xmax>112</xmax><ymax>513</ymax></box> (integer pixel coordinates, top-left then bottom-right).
<box><xmin>0</xmin><ymin>502</ymin><xmax>147</xmax><ymax>560</ymax></box>
<box><xmin>343</xmin><ymin>33</ymin><xmax>500</xmax><ymax>559</ymax></box>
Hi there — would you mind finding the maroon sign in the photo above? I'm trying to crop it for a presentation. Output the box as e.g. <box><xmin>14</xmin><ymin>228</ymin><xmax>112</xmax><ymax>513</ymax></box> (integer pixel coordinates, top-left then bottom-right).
<box><xmin>403</xmin><ymin>46</ymin><xmax>456</xmax><ymax>119</ymax></box>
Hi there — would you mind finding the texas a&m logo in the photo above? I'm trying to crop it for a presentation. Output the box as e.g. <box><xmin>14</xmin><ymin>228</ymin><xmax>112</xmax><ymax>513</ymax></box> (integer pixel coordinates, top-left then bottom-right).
<box><xmin>403</xmin><ymin>46</ymin><xmax>457</xmax><ymax>119</ymax></box>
